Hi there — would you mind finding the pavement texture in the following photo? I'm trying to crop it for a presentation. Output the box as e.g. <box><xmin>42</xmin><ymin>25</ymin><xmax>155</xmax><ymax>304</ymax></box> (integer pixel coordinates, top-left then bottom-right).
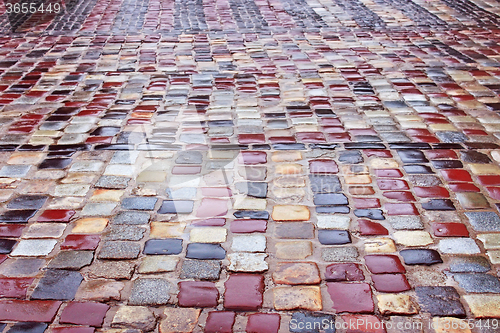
<box><xmin>1</xmin><ymin>0</ymin><xmax>500</xmax><ymax>332</ymax></box>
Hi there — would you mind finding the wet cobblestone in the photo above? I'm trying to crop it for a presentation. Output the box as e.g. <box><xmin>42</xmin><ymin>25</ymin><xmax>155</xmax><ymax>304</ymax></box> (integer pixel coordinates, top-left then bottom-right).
<box><xmin>1</xmin><ymin>0</ymin><xmax>500</xmax><ymax>331</ymax></box>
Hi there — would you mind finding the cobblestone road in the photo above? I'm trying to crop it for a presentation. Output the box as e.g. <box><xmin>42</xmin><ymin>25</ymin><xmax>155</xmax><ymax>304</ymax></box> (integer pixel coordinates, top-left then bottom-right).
<box><xmin>1</xmin><ymin>0</ymin><xmax>500</xmax><ymax>332</ymax></box>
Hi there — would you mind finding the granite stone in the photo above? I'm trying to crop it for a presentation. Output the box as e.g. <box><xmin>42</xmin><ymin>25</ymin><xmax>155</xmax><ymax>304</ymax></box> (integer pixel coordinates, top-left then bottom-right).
<box><xmin>129</xmin><ymin>278</ymin><xmax>171</xmax><ymax>305</ymax></box>
<box><xmin>180</xmin><ymin>259</ymin><xmax>221</xmax><ymax>280</ymax></box>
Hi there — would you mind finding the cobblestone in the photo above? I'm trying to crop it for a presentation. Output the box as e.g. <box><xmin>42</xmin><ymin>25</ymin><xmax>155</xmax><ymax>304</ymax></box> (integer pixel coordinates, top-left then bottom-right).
<box><xmin>98</xmin><ymin>241</ymin><xmax>141</xmax><ymax>259</ymax></box>
<box><xmin>463</xmin><ymin>295</ymin><xmax>500</xmax><ymax>318</ymax></box>
<box><xmin>128</xmin><ymin>278</ymin><xmax>171</xmax><ymax>305</ymax></box>
<box><xmin>2</xmin><ymin>0</ymin><xmax>500</xmax><ymax>330</ymax></box>
<box><xmin>377</xmin><ymin>294</ymin><xmax>418</xmax><ymax>315</ymax></box>
<box><xmin>180</xmin><ymin>259</ymin><xmax>221</xmax><ymax>280</ymax></box>
<box><xmin>273</xmin><ymin>286</ymin><xmax>322</xmax><ymax>311</ymax></box>
<box><xmin>111</xmin><ymin>306</ymin><xmax>156</xmax><ymax>331</ymax></box>
<box><xmin>75</xmin><ymin>280</ymin><xmax>125</xmax><ymax>302</ymax></box>
<box><xmin>453</xmin><ymin>273</ymin><xmax>500</xmax><ymax>293</ymax></box>
<box><xmin>160</xmin><ymin>308</ymin><xmax>200</xmax><ymax>333</ymax></box>
<box><xmin>31</xmin><ymin>270</ymin><xmax>83</xmax><ymax>300</ymax></box>
<box><xmin>47</xmin><ymin>251</ymin><xmax>94</xmax><ymax>270</ymax></box>
<box><xmin>415</xmin><ymin>286</ymin><xmax>466</xmax><ymax>317</ymax></box>
<box><xmin>87</xmin><ymin>261</ymin><xmax>135</xmax><ymax>280</ymax></box>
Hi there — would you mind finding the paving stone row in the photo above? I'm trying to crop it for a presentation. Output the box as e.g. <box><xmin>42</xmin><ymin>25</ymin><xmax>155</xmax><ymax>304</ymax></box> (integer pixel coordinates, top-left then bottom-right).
<box><xmin>439</xmin><ymin>0</ymin><xmax>500</xmax><ymax>28</ymax></box>
<box><xmin>373</xmin><ymin>0</ymin><xmax>448</xmax><ymax>28</ymax></box>
<box><xmin>1</xmin><ymin>0</ymin><xmax>500</xmax><ymax>332</ymax></box>
<box><xmin>332</xmin><ymin>0</ymin><xmax>387</xmax><ymax>29</ymax></box>
<box><xmin>173</xmin><ymin>0</ymin><xmax>208</xmax><ymax>33</ymax></box>
<box><xmin>272</xmin><ymin>0</ymin><xmax>328</xmax><ymax>30</ymax></box>
<box><xmin>4</xmin><ymin>0</ymin><xmax>500</xmax><ymax>34</ymax></box>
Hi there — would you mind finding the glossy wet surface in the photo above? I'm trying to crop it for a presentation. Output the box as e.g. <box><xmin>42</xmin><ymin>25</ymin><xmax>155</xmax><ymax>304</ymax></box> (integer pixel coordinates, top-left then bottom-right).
<box><xmin>1</xmin><ymin>0</ymin><xmax>500</xmax><ymax>332</ymax></box>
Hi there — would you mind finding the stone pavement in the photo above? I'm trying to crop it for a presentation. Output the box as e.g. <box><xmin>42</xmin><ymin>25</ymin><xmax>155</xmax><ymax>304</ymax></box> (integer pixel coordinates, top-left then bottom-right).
<box><xmin>1</xmin><ymin>0</ymin><xmax>500</xmax><ymax>332</ymax></box>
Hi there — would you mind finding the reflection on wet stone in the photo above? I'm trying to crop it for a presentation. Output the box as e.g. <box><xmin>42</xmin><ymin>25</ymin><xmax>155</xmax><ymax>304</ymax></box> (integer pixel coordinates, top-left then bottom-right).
<box><xmin>2</xmin><ymin>0</ymin><xmax>500</xmax><ymax>330</ymax></box>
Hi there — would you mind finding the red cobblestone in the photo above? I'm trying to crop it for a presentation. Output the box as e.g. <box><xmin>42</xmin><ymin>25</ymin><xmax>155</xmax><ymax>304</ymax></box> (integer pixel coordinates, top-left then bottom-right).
<box><xmin>246</xmin><ymin>313</ymin><xmax>280</xmax><ymax>333</ymax></box>
<box><xmin>224</xmin><ymin>274</ymin><xmax>264</xmax><ymax>311</ymax></box>
<box><xmin>178</xmin><ymin>281</ymin><xmax>219</xmax><ymax>307</ymax></box>
<box><xmin>327</xmin><ymin>283</ymin><xmax>374</xmax><ymax>313</ymax></box>
<box><xmin>59</xmin><ymin>302</ymin><xmax>109</xmax><ymax>326</ymax></box>
<box><xmin>0</xmin><ymin>278</ymin><xmax>34</xmax><ymax>298</ymax></box>
<box><xmin>0</xmin><ymin>300</ymin><xmax>62</xmax><ymax>322</ymax></box>
<box><xmin>205</xmin><ymin>311</ymin><xmax>235</xmax><ymax>333</ymax></box>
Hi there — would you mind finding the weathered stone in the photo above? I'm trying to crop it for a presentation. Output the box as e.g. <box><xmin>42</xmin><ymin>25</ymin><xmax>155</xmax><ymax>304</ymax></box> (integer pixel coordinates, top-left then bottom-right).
<box><xmin>272</xmin><ymin>262</ymin><xmax>320</xmax><ymax>285</ymax></box>
<box><xmin>96</xmin><ymin>176</ymin><xmax>130</xmax><ymax>189</ymax></box>
<box><xmin>271</xmin><ymin>151</ymin><xmax>302</xmax><ymax>162</ymax></box>
<box><xmin>457</xmin><ymin>193</ymin><xmax>490</xmax><ymax>209</ymax></box>
<box><xmin>0</xmin><ymin>258</ymin><xmax>44</xmax><ymax>277</ymax></box>
<box><xmin>90</xmin><ymin>189</ymin><xmax>124</xmax><ymax>202</ymax></box>
<box><xmin>387</xmin><ymin>216</ymin><xmax>423</xmax><ymax>230</ymax></box>
<box><xmin>463</xmin><ymin>295</ymin><xmax>500</xmax><ymax>318</ymax></box>
<box><xmin>180</xmin><ymin>259</ymin><xmax>221</xmax><ymax>280</ymax></box>
<box><xmin>138</xmin><ymin>256</ymin><xmax>179</xmax><ymax>273</ymax></box>
<box><xmin>105</xmin><ymin>225</ymin><xmax>146</xmax><ymax>241</ymax></box>
<box><xmin>87</xmin><ymin>261</ymin><xmax>135</xmax><ymax>279</ymax></box>
<box><xmin>487</xmin><ymin>250</ymin><xmax>500</xmax><ymax>264</ymax></box>
<box><xmin>272</xmin><ymin>205</ymin><xmax>310</xmax><ymax>221</ymax></box>
<box><xmin>227</xmin><ymin>253</ymin><xmax>268</xmax><ymax>272</ymax></box>
<box><xmin>317</xmin><ymin>215</ymin><xmax>350</xmax><ymax>229</ymax></box>
<box><xmin>477</xmin><ymin>233</ymin><xmax>500</xmax><ymax>249</ymax></box>
<box><xmin>377</xmin><ymin>294</ymin><xmax>419</xmax><ymax>315</ymax></box>
<box><xmin>275</xmin><ymin>241</ymin><xmax>312</xmax><ymax>259</ymax></box>
<box><xmin>273</xmin><ymin>286</ymin><xmax>322</xmax><ymax>311</ymax></box>
<box><xmin>449</xmin><ymin>256</ymin><xmax>491</xmax><ymax>273</ymax></box>
<box><xmin>72</xmin><ymin>218</ymin><xmax>108</xmax><ymax>233</ymax></box>
<box><xmin>272</xmin><ymin>187</ymin><xmax>305</xmax><ymax>200</ymax></box>
<box><xmin>31</xmin><ymin>270</ymin><xmax>83</xmax><ymax>300</ymax></box>
<box><xmin>160</xmin><ymin>308</ymin><xmax>201</xmax><ymax>333</ymax></box>
<box><xmin>129</xmin><ymin>278</ymin><xmax>171</xmax><ymax>305</ymax></box>
<box><xmin>274</xmin><ymin>176</ymin><xmax>306</xmax><ymax>188</ymax></box>
<box><xmin>370</xmin><ymin>158</ymin><xmax>398</xmax><ymax>169</ymax></box>
<box><xmin>275</xmin><ymin>163</ymin><xmax>302</xmax><ymax>175</ymax></box>
<box><xmin>465</xmin><ymin>212</ymin><xmax>500</xmax><ymax>232</ymax></box>
<box><xmin>47</xmin><ymin>251</ymin><xmax>93</xmax><ymax>270</ymax></box>
<box><xmin>415</xmin><ymin>286</ymin><xmax>465</xmax><ymax>317</ymax></box>
<box><xmin>453</xmin><ymin>273</ymin><xmax>500</xmax><ymax>293</ymax></box>
<box><xmin>150</xmin><ymin>222</ymin><xmax>186</xmax><ymax>238</ymax></box>
<box><xmin>231</xmin><ymin>235</ymin><xmax>266</xmax><ymax>252</ymax></box>
<box><xmin>407</xmin><ymin>175</ymin><xmax>442</xmax><ymax>187</ymax></box>
<box><xmin>365</xmin><ymin>238</ymin><xmax>397</xmax><ymax>253</ymax></box>
<box><xmin>10</xmin><ymin>239</ymin><xmax>57</xmax><ymax>257</ymax></box>
<box><xmin>111</xmin><ymin>306</ymin><xmax>156</xmax><ymax>331</ymax></box>
<box><xmin>233</xmin><ymin>197</ymin><xmax>267</xmax><ymax>210</ymax></box>
<box><xmin>190</xmin><ymin>227</ymin><xmax>227</xmax><ymax>243</ymax></box>
<box><xmin>98</xmin><ymin>241</ymin><xmax>141</xmax><ymax>259</ymax></box>
<box><xmin>438</xmin><ymin>238</ymin><xmax>481</xmax><ymax>254</ymax></box>
<box><xmin>322</xmin><ymin>246</ymin><xmax>359</xmax><ymax>262</ymax></box>
<box><xmin>112</xmin><ymin>211</ymin><xmax>150</xmax><ymax>225</ymax></box>
<box><xmin>23</xmin><ymin>223</ymin><xmax>66</xmax><ymax>239</ymax></box>
<box><xmin>75</xmin><ymin>280</ymin><xmax>125</xmax><ymax>301</ymax></box>
<box><xmin>394</xmin><ymin>231</ymin><xmax>433</xmax><ymax>246</ymax></box>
